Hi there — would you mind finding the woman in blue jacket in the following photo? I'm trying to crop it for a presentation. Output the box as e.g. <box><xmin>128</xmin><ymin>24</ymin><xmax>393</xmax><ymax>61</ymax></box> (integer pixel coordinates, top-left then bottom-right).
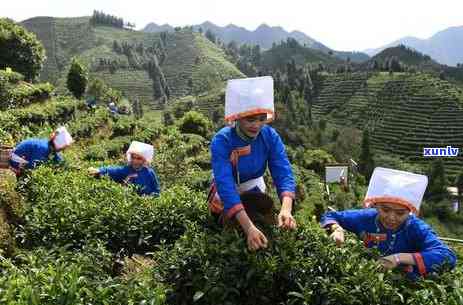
<box><xmin>209</xmin><ymin>76</ymin><xmax>296</xmax><ymax>252</ymax></box>
<box><xmin>321</xmin><ymin>167</ymin><xmax>457</xmax><ymax>279</ymax></box>
<box><xmin>88</xmin><ymin>141</ymin><xmax>160</xmax><ymax>196</ymax></box>
<box><xmin>9</xmin><ymin>127</ymin><xmax>73</xmax><ymax>176</ymax></box>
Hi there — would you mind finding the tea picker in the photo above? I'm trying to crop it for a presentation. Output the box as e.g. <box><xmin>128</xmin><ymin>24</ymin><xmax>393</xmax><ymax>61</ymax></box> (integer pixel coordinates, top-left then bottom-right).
<box><xmin>88</xmin><ymin>141</ymin><xmax>160</xmax><ymax>196</ymax></box>
<box><xmin>320</xmin><ymin>167</ymin><xmax>457</xmax><ymax>279</ymax></box>
<box><xmin>7</xmin><ymin>127</ymin><xmax>73</xmax><ymax>177</ymax></box>
<box><xmin>208</xmin><ymin>76</ymin><xmax>297</xmax><ymax>252</ymax></box>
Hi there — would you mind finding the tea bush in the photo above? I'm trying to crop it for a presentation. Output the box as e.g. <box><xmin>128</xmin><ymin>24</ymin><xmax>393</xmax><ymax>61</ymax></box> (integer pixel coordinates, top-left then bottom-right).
<box><xmin>0</xmin><ymin>242</ymin><xmax>167</xmax><ymax>305</ymax></box>
<box><xmin>177</xmin><ymin>111</ymin><xmax>213</xmax><ymax>138</ymax></box>
<box><xmin>156</xmin><ymin>222</ymin><xmax>463</xmax><ymax>305</ymax></box>
<box><xmin>0</xmin><ymin>97</ymin><xmax>82</xmax><ymax>143</ymax></box>
<box><xmin>17</xmin><ymin>166</ymin><xmax>208</xmax><ymax>254</ymax></box>
<box><xmin>68</xmin><ymin>108</ymin><xmax>112</xmax><ymax>139</ymax></box>
<box><xmin>111</xmin><ymin>116</ymin><xmax>137</xmax><ymax>138</ymax></box>
<box><xmin>2</xmin><ymin>82</ymin><xmax>54</xmax><ymax>109</ymax></box>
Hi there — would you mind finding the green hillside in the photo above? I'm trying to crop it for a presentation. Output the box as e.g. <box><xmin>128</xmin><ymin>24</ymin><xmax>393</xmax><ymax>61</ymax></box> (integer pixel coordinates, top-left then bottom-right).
<box><xmin>21</xmin><ymin>17</ymin><xmax>244</xmax><ymax>108</ymax></box>
<box><xmin>312</xmin><ymin>72</ymin><xmax>463</xmax><ymax>177</ymax></box>
<box><xmin>371</xmin><ymin>45</ymin><xmax>439</xmax><ymax>66</ymax></box>
<box><xmin>261</xmin><ymin>38</ymin><xmax>343</xmax><ymax>71</ymax></box>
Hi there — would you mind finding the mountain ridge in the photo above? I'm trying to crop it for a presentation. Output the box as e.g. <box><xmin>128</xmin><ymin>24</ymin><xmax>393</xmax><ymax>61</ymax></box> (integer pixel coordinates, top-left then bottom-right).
<box><xmin>364</xmin><ymin>26</ymin><xmax>463</xmax><ymax>66</ymax></box>
<box><xmin>143</xmin><ymin>20</ymin><xmax>370</xmax><ymax>63</ymax></box>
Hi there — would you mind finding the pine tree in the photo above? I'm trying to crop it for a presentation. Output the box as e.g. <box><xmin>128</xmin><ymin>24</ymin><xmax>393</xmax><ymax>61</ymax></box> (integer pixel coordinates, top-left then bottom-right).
<box><xmin>426</xmin><ymin>159</ymin><xmax>448</xmax><ymax>201</ymax></box>
<box><xmin>359</xmin><ymin>129</ymin><xmax>375</xmax><ymax>180</ymax></box>
<box><xmin>205</xmin><ymin>30</ymin><xmax>216</xmax><ymax>44</ymax></box>
<box><xmin>147</xmin><ymin>56</ymin><xmax>169</xmax><ymax>102</ymax></box>
<box><xmin>112</xmin><ymin>40</ymin><xmax>122</xmax><ymax>53</ymax></box>
<box><xmin>132</xmin><ymin>97</ymin><xmax>143</xmax><ymax>119</ymax></box>
<box><xmin>303</xmin><ymin>70</ymin><xmax>314</xmax><ymax>127</ymax></box>
<box><xmin>67</xmin><ymin>57</ymin><xmax>88</xmax><ymax>99</ymax></box>
<box><xmin>455</xmin><ymin>171</ymin><xmax>463</xmax><ymax>213</ymax></box>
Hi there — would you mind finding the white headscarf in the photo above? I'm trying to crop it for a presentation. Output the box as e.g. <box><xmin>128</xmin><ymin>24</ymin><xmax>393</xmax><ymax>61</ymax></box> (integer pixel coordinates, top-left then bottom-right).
<box><xmin>225</xmin><ymin>76</ymin><xmax>274</xmax><ymax>123</ymax></box>
<box><xmin>364</xmin><ymin>167</ymin><xmax>428</xmax><ymax>214</ymax></box>
<box><xmin>126</xmin><ymin>141</ymin><xmax>154</xmax><ymax>164</ymax></box>
<box><xmin>51</xmin><ymin>127</ymin><xmax>73</xmax><ymax>150</ymax></box>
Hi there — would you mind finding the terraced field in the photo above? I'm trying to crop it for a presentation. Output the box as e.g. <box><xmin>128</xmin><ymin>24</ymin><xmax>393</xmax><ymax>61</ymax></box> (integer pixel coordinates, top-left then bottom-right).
<box><xmin>97</xmin><ymin>70</ymin><xmax>155</xmax><ymax>106</ymax></box>
<box><xmin>21</xmin><ymin>17</ymin><xmax>244</xmax><ymax>108</ymax></box>
<box><xmin>313</xmin><ymin>72</ymin><xmax>463</xmax><ymax>178</ymax></box>
<box><xmin>21</xmin><ymin>17</ymin><xmax>61</xmax><ymax>83</ymax></box>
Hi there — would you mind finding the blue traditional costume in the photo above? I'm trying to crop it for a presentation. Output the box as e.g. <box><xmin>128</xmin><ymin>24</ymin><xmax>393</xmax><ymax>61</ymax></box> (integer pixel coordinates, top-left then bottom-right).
<box><xmin>208</xmin><ymin>76</ymin><xmax>296</xmax><ymax>219</ymax></box>
<box><xmin>9</xmin><ymin>127</ymin><xmax>73</xmax><ymax>176</ymax></box>
<box><xmin>321</xmin><ymin>167</ymin><xmax>456</xmax><ymax>279</ymax></box>
<box><xmin>96</xmin><ymin>141</ymin><xmax>160</xmax><ymax>196</ymax></box>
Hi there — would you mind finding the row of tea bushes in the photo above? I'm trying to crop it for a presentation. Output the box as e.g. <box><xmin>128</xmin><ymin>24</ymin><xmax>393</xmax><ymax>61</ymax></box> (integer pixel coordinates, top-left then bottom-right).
<box><xmin>16</xmin><ymin>166</ymin><xmax>207</xmax><ymax>254</ymax></box>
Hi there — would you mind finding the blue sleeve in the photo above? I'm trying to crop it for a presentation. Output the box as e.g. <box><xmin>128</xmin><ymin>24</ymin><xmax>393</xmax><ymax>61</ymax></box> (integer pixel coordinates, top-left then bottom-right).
<box><xmin>98</xmin><ymin>166</ymin><xmax>128</xmax><ymax>183</ymax></box>
<box><xmin>409</xmin><ymin>219</ymin><xmax>457</xmax><ymax>277</ymax></box>
<box><xmin>141</xmin><ymin>169</ymin><xmax>161</xmax><ymax>197</ymax></box>
<box><xmin>267</xmin><ymin>128</ymin><xmax>296</xmax><ymax>199</ymax></box>
<box><xmin>210</xmin><ymin>134</ymin><xmax>243</xmax><ymax>218</ymax></box>
<box><xmin>320</xmin><ymin>209</ymin><xmax>376</xmax><ymax>236</ymax></box>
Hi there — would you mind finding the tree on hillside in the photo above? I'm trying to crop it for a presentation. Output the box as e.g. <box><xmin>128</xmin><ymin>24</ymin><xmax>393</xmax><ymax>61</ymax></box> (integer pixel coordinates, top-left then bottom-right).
<box><xmin>303</xmin><ymin>71</ymin><xmax>314</xmax><ymax>127</ymax></box>
<box><xmin>87</xmin><ymin>77</ymin><xmax>105</xmax><ymax>101</ymax></box>
<box><xmin>224</xmin><ymin>41</ymin><xmax>241</xmax><ymax>64</ymax></box>
<box><xmin>147</xmin><ymin>56</ymin><xmax>170</xmax><ymax>103</ymax></box>
<box><xmin>132</xmin><ymin>97</ymin><xmax>143</xmax><ymax>120</ymax></box>
<box><xmin>251</xmin><ymin>45</ymin><xmax>261</xmax><ymax>67</ymax></box>
<box><xmin>90</xmin><ymin>10</ymin><xmax>125</xmax><ymax>28</ymax></box>
<box><xmin>388</xmin><ymin>57</ymin><xmax>402</xmax><ymax>72</ymax></box>
<box><xmin>426</xmin><ymin>159</ymin><xmax>448</xmax><ymax>201</ymax></box>
<box><xmin>286</xmin><ymin>59</ymin><xmax>298</xmax><ymax>90</ymax></box>
<box><xmin>0</xmin><ymin>18</ymin><xmax>46</xmax><ymax>81</ymax></box>
<box><xmin>455</xmin><ymin>171</ymin><xmax>463</xmax><ymax>214</ymax></box>
<box><xmin>359</xmin><ymin>129</ymin><xmax>375</xmax><ymax>180</ymax></box>
<box><xmin>125</xmin><ymin>22</ymin><xmax>136</xmax><ymax>30</ymax></box>
<box><xmin>67</xmin><ymin>58</ymin><xmax>88</xmax><ymax>99</ymax></box>
<box><xmin>112</xmin><ymin>40</ymin><xmax>122</xmax><ymax>54</ymax></box>
<box><xmin>205</xmin><ymin>29</ymin><xmax>217</xmax><ymax>44</ymax></box>
<box><xmin>370</xmin><ymin>60</ymin><xmax>379</xmax><ymax>71</ymax></box>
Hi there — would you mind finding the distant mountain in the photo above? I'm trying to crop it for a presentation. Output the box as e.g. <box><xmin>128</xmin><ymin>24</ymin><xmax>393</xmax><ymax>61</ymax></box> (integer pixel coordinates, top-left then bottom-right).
<box><xmin>143</xmin><ymin>21</ymin><xmax>370</xmax><ymax>63</ymax></box>
<box><xmin>365</xmin><ymin>26</ymin><xmax>463</xmax><ymax>66</ymax></box>
<box><xmin>143</xmin><ymin>22</ymin><xmax>174</xmax><ymax>33</ymax></box>
<box><xmin>144</xmin><ymin>21</ymin><xmax>328</xmax><ymax>50</ymax></box>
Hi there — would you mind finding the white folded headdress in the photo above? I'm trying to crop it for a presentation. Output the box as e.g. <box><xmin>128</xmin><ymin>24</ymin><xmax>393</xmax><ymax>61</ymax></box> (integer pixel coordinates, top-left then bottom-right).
<box><xmin>51</xmin><ymin>127</ymin><xmax>73</xmax><ymax>150</ymax></box>
<box><xmin>225</xmin><ymin>76</ymin><xmax>274</xmax><ymax>123</ymax></box>
<box><xmin>126</xmin><ymin>141</ymin><xmax>154</xmax><ymax>164</ymax></box>
<box><xmin>364</xmin><ymin>167</ymin><xmax>428</xmax><ymax>214</ymax></box>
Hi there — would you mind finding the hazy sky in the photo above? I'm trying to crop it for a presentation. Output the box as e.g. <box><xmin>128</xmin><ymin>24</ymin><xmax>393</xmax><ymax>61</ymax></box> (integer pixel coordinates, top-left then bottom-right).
<box><xmin>2</xmin><ymin>0</ymin><xmax>462</xmax><ymax>51</ymax></box>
